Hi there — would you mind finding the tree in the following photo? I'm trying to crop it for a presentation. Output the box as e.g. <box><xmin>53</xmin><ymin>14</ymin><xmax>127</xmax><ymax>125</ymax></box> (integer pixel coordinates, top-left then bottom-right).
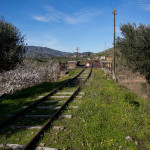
<box><xmin>88</xmin><ymin>52</ymin><xmax>91</xmax><ymax>57</ymax></box>
<box><xmin>116</xmin><ymin>23</ymin><xmax>150</xmax><ymax>85</ymax></box>
<box><xmin>0</xmin><ymin>16</ymin><xmax>25</xmax><ymax>71</ymax></box>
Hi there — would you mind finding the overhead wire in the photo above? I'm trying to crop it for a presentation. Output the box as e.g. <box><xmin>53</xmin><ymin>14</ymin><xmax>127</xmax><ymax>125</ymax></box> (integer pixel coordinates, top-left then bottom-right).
<box><xmin>111</xmin><ymin>0</ymin><xmax>118</xmax><ymax>11</ymax></box>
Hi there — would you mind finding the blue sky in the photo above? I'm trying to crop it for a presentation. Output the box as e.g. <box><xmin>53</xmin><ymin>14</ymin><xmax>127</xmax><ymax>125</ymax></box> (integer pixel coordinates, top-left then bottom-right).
<box><xmin>0</xmin><ymin>0</ymin><xmax>150</xmax><ymax>53</ymax></box>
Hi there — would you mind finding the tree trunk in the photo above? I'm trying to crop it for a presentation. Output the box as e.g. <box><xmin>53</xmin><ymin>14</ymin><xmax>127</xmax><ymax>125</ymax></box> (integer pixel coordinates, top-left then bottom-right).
<box><xmin>146</xmin><ymin>74</ymin><xmax>150</xmax><ymax>99</ymax></box>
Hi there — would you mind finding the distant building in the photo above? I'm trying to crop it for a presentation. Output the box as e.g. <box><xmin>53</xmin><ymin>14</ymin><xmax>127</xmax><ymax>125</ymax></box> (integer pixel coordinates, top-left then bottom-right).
<box><xmin>106</xmin><ymin>57</ymin><xmax>113</xmax><ymax>61</ymax></box>
<box><xmin>100</xmin><ymin>56</ymin><xmax>106</xmax><ymax>60</ymax></box>
<box><xmin>67</xmin><ymin>61</ymin><xmax>79</xmax><ymax>69</ymax></box>
<box><xmin>70</xmin><ymin>55</ymin><xmax>77</xmax><ymax>58</ymax></box>
<box><xmin>99</xmin><ymin>56</ymin><xmax>112</xmax><ymax>71</ymax></box>
<box><xmin>99</xmin><ymin>56</ymin><xmax>112</xmax><ymax>61</ymax></box>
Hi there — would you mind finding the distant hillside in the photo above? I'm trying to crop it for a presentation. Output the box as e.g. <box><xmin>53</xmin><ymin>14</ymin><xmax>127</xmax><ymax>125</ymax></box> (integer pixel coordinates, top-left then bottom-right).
<box><xmin>73</xmin><ymin>52</ymin><xmax>94</xmax><ymax>56</ymax></box>
<box><xmin>25</xmin><ymin>46</ymin><xmax>72</xmax><ymax>58</ymax></box>
<box><xmin>25</xmin><ymin>46</ymin><xmax>94</xmax><ymax>58</ymax></box>
<box><xmin>96</xmin><ymin>47</ymin><xmax>125</xmax><ymax>67</ymax></box>
<box><xmin>96</xmin><ymin>47</ymin><xmax>114</xmax><ymax>57</ymax></box>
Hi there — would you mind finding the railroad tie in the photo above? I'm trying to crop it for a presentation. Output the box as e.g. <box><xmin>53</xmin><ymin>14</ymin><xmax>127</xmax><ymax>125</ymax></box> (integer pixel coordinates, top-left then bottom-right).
<box><xmin>78</xmin><ymin>77</ymin><xmax>86</xmax><ymax>79</ymax></box>
<box><xmin>59</xmin><ymin>115</ymin><xmax>72</xmax><ymax>118</ymax></box>
<box><xmin>37</xmin><ymin>106</ymin><xmax>78</xmax><ymax>109</ymax></box>
<box><xmin>68</xmin><ymin>84</ymin><xmax>77</xmax><ymax>87</ymax></box>
<box><xmin>10</xmin><ymin>125</ymin><xmax>42</xmax><ymax>129</ymax></box>
<box><xmin>7</xmin><ymin>115</ymin><xmax>52</xmax><ymax>118</ymax></box>
<box><xmin>23</xmin><ymin>104</ymin><xmax>78</xmax><ymax>110</ymax></box>
<box><xmin>79</xmin><ymin>92</ymin><xmax>85</xmax><ymax>95</ymax></box>
<box><xmin>56</xmin><ymin>92</ymin><xmax>73</xmax><ymax>95</ymax></box>
<box><xmin>69</xmin><ymin>106</ymin><xmax>78</xmax><ymax>108</ymax></box>
<box><xmin>22</xmin><ymin>106</ymin><xmax>28</xmax><ymax>109</ymax></box>
<box><xmin>45</xmin><ymin>100</ymin><xmax>81</xmax><ymax>103</ymax></box>
<box><xmin>24</xmin><ymin>115</ymin><xmax>53</xmax><ymax>118</ymax></box>
<box><xmin>71</xmin><ymin>81</ymin><xmax>79</xmax><ymax>83</ymax></box>
<box><xmin>10</xmin><ymin>125</ymin><xmax>65</xmax><ymax>130</ymax></box>
<box><xmin>57</xmin><ymin>92</ymin><xmax>83</xmax><ymax>95</ymax></box>
<box><xmin>76</xmin><ymin>96</ymin><xmax>83</xmax><ymax>98</ymax></box>
<box><xmin>51</xmin><ymin>96</ymin><xmax>70</xmax><ymax>98</ymax></box>
<box><xmin>71</xmin><ymin>79</ymin><xmax>78</xmax><ymax>81</ymax></box>
<box><xmin>0</xmin><ymin>144</ymin><xmax>58</xmax><ymax>150</ymax></box>
<box><xmin>74</xmin><ymin>100</ymin><xmax>81</xmax><ymax>102</ymax></box>
<box><xmin>53</xmin><ymin>126</ymin><xmax>65</xmax><ymax>130</ymax></box>
<box><xmin>85</xmin><ymin>83</ymin><xmax>91</xmax><ymax>86</ymax></box>
<box><xmin>8</xmin><ymin>115</ymin><xmax>72</xmax><ymax>118</ymax></box>
<box><xmin>36</xmin><ymin>106</ymin><xmax>61</xmax><ymax>109</ymax></box>
<box><xmin>38</xmin><ymin>96</ymin><xmax>44</xmax><ymax>98</ymax></box>
<box><xmin>44</xmin><ymin>100</ymin><xmax>64</xmax><ymax>103</ymax></box>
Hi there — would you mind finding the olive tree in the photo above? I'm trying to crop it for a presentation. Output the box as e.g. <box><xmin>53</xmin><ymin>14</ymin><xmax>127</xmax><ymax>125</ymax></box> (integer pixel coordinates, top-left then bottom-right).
<box><xmin>0</xmin><ymin>16</ymin><xmax>25</xmax><ymax>71</ymax></box>
<box><xmin>116</xmin><ymin>23</ymin><xmax>150</xmax><ymax>85</ymax></box>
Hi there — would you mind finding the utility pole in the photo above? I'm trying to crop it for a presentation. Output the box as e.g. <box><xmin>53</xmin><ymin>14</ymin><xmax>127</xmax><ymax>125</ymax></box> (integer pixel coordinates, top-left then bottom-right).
<box><xmin>104</xmin><ymin>42</ymin><xmax>106</xmax><ymax>50</ymax></box>
<box><xmin>113</xmin><ymin>9</ymin><xmax>116</xmax><ymax>80</ymax></box>
<box><xmin>76</xmin><ymin>47</ymin><xmax>79</xmax><ymax>59</ymax></box>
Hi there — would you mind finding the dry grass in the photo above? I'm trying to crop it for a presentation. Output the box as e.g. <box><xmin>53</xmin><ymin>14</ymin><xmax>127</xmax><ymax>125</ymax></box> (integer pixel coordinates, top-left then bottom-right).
<box><xmin>116</xmin><ymin>66</ymin><xmax>147</xmax><ymax>98</ymax></box>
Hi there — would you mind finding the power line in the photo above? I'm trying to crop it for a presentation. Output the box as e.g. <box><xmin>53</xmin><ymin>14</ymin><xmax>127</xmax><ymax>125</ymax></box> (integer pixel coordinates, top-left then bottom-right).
<box><xmin>116</xmin><ymin>0</ymin><xmax>118</xmax><ymax>11</ymax></box>
<box><xmin>111</xmin><ymin>0</ymin><xmax>118</xmax><ymax>11</ymax></box>
<box><xmin>76</xmin><ymin>47</ymin><xmax>79</xmax><ymax>59</ymax></box>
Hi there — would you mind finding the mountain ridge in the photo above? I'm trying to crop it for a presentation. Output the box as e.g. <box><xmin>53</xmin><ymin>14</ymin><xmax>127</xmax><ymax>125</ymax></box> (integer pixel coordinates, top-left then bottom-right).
<box><xmin>25</xmin><ymin>46</ymin><xmax>72</xmax><ymax>58</ymax></box>
<box><xmin>25</xmin><ymin>46</ymin><xmax>94</xmax><ymax>58</ymax></box>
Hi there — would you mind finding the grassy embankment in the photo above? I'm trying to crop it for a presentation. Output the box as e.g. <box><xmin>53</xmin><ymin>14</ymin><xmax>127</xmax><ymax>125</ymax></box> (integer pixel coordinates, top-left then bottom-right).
<box><xmin>0</xmin><ymin>69</ymin><xmax>81</xmax><ymax>123</ymax></box>
<box><xmin>40</xmin><ymin>69</ymin><xmax>150</xmax><ymax>150</ymax></box>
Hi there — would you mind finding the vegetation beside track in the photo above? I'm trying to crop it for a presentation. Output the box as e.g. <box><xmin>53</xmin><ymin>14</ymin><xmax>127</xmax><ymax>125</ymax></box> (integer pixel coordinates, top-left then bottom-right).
<box><xmin>40</xmin><ymin>69</ymin><xmax>150</xmax><ymax>150</ymax></box>
<box><xmin>0</xmin><ymin>69</ymin><xmax>81</xmax><ymax>123</ymax></box>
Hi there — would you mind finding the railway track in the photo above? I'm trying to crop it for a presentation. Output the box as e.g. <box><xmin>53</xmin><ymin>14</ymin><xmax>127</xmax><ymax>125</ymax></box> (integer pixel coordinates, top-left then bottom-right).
<box><xmin>0</xmin><ymin>67</ymin><xmax>92</xmax><ymax>150</ymax></box>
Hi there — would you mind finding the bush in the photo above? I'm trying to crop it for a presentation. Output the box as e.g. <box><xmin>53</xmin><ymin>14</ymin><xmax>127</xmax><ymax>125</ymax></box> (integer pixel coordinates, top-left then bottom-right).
<box><xmin>116</xmin><ymin>23</ymin><xmax>150</xmax><ymax>84</ymax></box>
<box><xmin>0</xmin><ymin>16</ymin><xmax>25</xmax><ymax>71</ymax></box>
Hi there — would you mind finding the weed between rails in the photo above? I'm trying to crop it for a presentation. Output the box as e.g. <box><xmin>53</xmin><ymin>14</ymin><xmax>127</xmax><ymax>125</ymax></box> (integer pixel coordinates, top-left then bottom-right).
<box><xmin>0</xmin><ymin>69</ymin><xmax>81</xmax><ymax>123</ymax></box>
<box><xmin>39</xmin><ymin>69</ymin><xmax>149</xmax><ymax>150</ymax></box>
<box><xmin>0</xmin><ymin>69</ymin><xmax>83</xmax><ymax>147</ymax></box>
<box><xmin>0</xmin><ymin>69</ymin><xmax>149</xmax><ymax>149</ymax></box>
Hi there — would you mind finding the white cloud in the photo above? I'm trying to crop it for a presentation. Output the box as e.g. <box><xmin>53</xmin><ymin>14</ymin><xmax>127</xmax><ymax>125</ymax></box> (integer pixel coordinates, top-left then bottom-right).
<box><xmin>32</xmin><ymin>16</ymin><xmax>50</xmax><ymax>22</ymax></box>
<box><xmin>128</xmin><ymin>0</ymin><xmax>150</xmax><ymax>11</ymax></box>
<box><xmin>142</xmin><ymin>3</ymin><xmax>150</xmax><ymax>11</ymax></box>
<box><xmin>32</xmin><ymin>5</ymin><xmax>101</xmax><ymax>24</ymax></box>
<box><xmin>27</xmin><ymin>35</ymin><xmax>72</xmax><ymax>52</ymax></box>
<box><xmin>27</xmin><ymin>35</ymin><xmax>58</xmax><ymax>47</ymax></box>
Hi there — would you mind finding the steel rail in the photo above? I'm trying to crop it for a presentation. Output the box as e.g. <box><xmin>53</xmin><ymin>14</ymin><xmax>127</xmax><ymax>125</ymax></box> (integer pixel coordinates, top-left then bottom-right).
<box><xmin>23</xmin><ymin>68</ymin><xmax>92</xmax><ymax>150</ymax></box>
<box><xmin>0</xmin><ymin>68</ymin><xmax>85</xmax><ymax>130</ymax></box>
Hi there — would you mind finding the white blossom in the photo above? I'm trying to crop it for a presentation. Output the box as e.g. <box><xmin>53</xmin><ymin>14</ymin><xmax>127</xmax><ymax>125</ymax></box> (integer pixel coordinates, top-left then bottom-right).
<box><xmin>0</xmin><ymin>59</ymin><xmax>60</xmax><ymax>96</ymax></box>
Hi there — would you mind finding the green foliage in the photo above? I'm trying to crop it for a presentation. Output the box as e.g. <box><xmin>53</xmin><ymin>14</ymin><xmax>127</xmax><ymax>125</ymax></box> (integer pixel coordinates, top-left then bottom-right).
<box><xmin>141</xmin><ymin>82</ymin><xmax>147</xmax><ymax>94</ymax></box>
<box><xmin>0</xmin><ymin>16</ymin><xmax>25</xmax><ymax>71</ymax></box>
<box><xmin>97</xmin><ymin>47</ymin><xmax>114</xmax><ymax>57</ymax></box>
<box><xmin>116</xmin><ymin>23</ymin><xmax>150</xmax><ymax>82</ymax></box>
<box><xmin>0</xmin><ymin>69</ymin><xmax>149</xmax><ymax>149</ymax></box>
<box><xmin>40</xmin><ymin>69</ymin><xmax>150</xmax><ymax>149</ymax></box>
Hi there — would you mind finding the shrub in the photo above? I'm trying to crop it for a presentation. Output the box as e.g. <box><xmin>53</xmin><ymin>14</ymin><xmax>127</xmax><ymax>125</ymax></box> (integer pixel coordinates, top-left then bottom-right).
<box><xmin>0</xmin><ymin>16</ymin><xmax>25</xmax><ymax>71</ymax></box>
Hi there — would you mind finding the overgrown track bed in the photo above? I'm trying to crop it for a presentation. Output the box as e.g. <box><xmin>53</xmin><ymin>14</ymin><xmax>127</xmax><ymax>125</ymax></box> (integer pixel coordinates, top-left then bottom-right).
<box><xmin>0</xmin><ymin>68</ymin><xmax>92</xmax><ymax>150</ymax></box>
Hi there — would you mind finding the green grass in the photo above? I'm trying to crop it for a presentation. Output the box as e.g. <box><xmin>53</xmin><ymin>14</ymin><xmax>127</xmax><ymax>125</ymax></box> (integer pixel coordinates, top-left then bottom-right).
<box><xmin>0</xmin><ymin>69</ymin><xmax>81</xmax><ymax>123</ymax></box>
<box><xmin>39</xmin><ymin>69</ymin><xmax>150</xmax><ymax>150</ymax></box>
<box><xmin>0</xmin><ymin>68</ymin><xmax>85</xmax><ymax>147</ymax></box>
<box><xmin>0</xmin><ymin>68</ymin><xmax>149</xmax><ymax>149</ymax></box>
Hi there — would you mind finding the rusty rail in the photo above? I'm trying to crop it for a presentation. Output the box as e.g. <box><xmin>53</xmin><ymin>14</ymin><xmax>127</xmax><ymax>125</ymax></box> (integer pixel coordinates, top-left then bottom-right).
<box><xmin>23</xmin><ymin>68</ymin><xmax>92</xmax><ymax>150</ymax></box>
<box><xmin>0</xmin><ymin>68</ymin><xmax>85</xmax><ymax>130</ymax></box>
